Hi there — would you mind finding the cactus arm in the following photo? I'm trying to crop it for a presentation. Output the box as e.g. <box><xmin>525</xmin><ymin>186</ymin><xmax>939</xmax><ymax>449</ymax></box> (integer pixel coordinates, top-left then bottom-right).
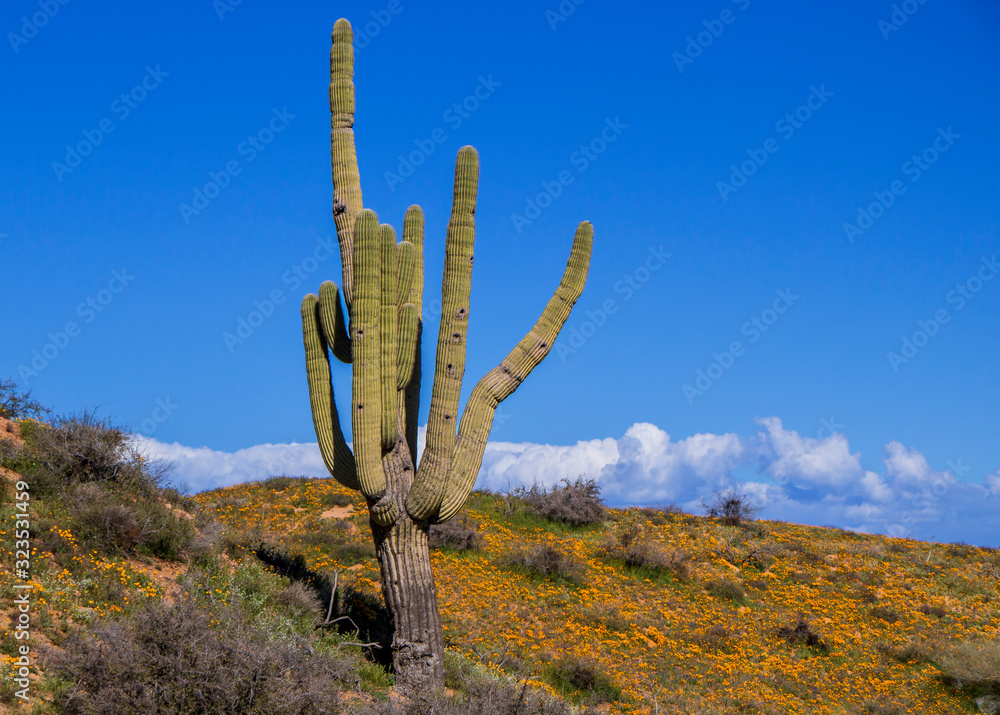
<box><xmin>395</xmin><ymin>241</ymin><xmax>417</xmax><ymax>387</ymax></box>
<box><xmin>436</xmin><ymin>221</ymin><xmax>593</xmax><ymax>523</ymax></box>
<box><xmin>351</xmin><ymin>210</ymin><xmax>396</xmax><ymax>525</ymax></box>
<box><xmin>407</xmin><ymin>148</ymin><xmax>479</xmax><ymax>520</ymax></box>
<box><xmin>301</xmin><ymin>293</ymin><xmax>360</xmax><ymax>490</ymax></box>
<box><xmin>330</xmin><ymin>18</ymin><xmax>363</xmax><ymax>310</ymax></box>
<box><xmin>396</xmin><ymin>241</ymin><xmax>415</xmax><ymax>307</ymax></box>
<box><xmin>318</xmin><ymin>281</ymin><xmax>353</xmax><ymax>364</ymax></box>
<box><xmin>380</xmin><ymin>224</ymin><xmax>399</xmax><ymax>449</ymax></box>
<box><xmin>397</xmin><ymin>304</ymin><xmax>419</xmax><ymax>389</ymax></box>
<box><xmin>402</xmin><ymin>206</ymin><xmax>425</xmax><ymax>467</ymax></box>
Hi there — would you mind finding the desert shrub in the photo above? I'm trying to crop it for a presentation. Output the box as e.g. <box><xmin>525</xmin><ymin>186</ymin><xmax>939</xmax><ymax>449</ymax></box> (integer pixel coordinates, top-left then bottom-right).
<box><xmin>20</xmin><ymin>412</ymin><xmax>163</xmax><ymax>498</ymax></box>
<box><xmin>67</xmin><ymin>482</ymin><xmax>196</xmax><ymax>560</ymax></box>
<box><xmin>265</xmin><ymin>475</ymin><xmax>299</xmax><ymax>491</ymax></box>
<box><xmin>320</xmin><ymin>491</ymin><xmax>353</xmax><ymax>507</ymax></box>
<box><xmin>704</xmin><ymin>579</ymin><xmax>746</xmax><ymax>604</ymax></box>
<box><xmin>691</xmin><ymin>624</ymin><xmax>730</xmax><ymax>652</ymax></box>
<box><xmin>0</xmin><ymin>379</ymin><xmax>49</xmax><ymax>420</ymax></box>
<box><xmin>544</xmin><ymin>655</ymin><xmax>621</xmax><ymax>704</ymax></box>
<box><xmin>776</xmin><ymin>616</ymin><xmax>829</xmax><ymax>654</ymax></box>
<box><xmin>870</xmin><ymin>605</ymin><xmax>901</xmax><ymax>624</ymax></box>
<box><xmin>499</xmin><ymin>545</ymin><xmax>583</xmax><ymax>583</ymax></box>
<box><xmin>635</xmin><ymin>504</ymin><xmax>683</xmax><ymax>525</ymax></box>
<box><xmin>918</xmin><ymin>603</ymin><xmax>948</xmax><ymax>619</ymax></box>
<box><xmin>598</xmin><ymin>520</ymin><xmax>689</xmax><ymax>579</ymax></box>
<box><xmin>701</xmin><ymin>485</ymin><xmax>758</xmax><ymax>526</ymax></box>
<box><xmin>937</xmin><ymin>638</ymin><xmax>1000</xmax><ymax>684</ymax></box>
<box><xmin>876</xmin><ymin>640</ymin><xmax>931</xmax><ymax>663</ymax></box>
<box><xmin>162</xmin><ymin>486</ymin><xmax>197</xmax><ymax>512</ymax></box>
<box><xmin>344</xmin><ymin>673</ymin><xmax>595</xmax><ymax>714</ymax></box>
<box><xmin>276</xmin><ymin>580</ymin><xmax>324</xmax><ymax>620</ymax></box>
<box><xmin>50</xmin><ymin>596</ymin><xmax>349</xmax><ymax>714</ymax></box>
<box><xmin>429</xmin><ymin>517</ymin><xmax>482</xmax><ymax>551</ymax></box>
<box><xmin>523</xmin><ymin>478</ymin><xmax>606</xmax><ymax>526</ymax></box>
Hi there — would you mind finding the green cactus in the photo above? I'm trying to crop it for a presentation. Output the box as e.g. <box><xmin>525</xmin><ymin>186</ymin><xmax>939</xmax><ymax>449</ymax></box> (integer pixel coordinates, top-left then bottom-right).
<box><xmin>300</xmin><ymin>18</ymin><xmax>593</xmax><ymax>693</ymax></box>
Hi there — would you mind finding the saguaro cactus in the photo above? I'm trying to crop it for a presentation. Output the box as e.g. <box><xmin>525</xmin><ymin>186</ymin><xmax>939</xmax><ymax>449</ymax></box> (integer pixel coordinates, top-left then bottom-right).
<box><xmin>301</xmin><ymin>18</ymin><xmax>593</xmax><ymax>693</ymax></box>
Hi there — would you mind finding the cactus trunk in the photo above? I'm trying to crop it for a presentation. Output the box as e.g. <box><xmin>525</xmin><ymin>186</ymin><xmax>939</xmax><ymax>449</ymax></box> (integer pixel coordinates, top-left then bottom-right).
<box><xmin>301</xmin><ymin>18</ymin><xmax>592</xmax><ymax>693</ymax></box>
<box><xmin>369</xmin><ymin>447</ymin><xmax>445</xmax><ymax>693</ymax></box>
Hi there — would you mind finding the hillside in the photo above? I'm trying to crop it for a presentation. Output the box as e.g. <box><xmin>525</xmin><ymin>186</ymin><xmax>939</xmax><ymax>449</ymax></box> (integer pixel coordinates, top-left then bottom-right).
<box><xmin>2</xmin><ymin>412</ymin><xmax>999</xmax><ymax>714</ymax></box>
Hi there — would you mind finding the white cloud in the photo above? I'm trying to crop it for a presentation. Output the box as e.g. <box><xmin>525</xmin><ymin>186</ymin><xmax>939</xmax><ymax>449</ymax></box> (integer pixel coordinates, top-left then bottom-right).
<box><xmin>754</xmin><ymin>417</ymin><xmax>861</xmax><ymax>489</ymax></box>
<box><xmin>134</xmin><ymin>419</ymin><xmax>1000</xmax><ymax>547</ymax></box>
<box><xmin>134</xmin><ymin>437</ymin><xmax>326</xmax><ymax>493</ymax></box>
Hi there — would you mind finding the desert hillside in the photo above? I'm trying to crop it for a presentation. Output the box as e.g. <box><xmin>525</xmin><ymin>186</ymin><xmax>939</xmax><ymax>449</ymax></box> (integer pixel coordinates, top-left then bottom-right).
<box><xmin>2</xmin><ymin>413</ymin><xmax>999</xmax><ymax>714</ymax></box>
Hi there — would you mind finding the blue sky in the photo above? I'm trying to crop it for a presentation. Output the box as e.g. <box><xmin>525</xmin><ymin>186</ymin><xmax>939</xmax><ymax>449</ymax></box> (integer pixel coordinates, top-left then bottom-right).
<box><xmin>2</xmin><ymin>1</ymin><xmax>998</xmax><ymax>544</ymax></box>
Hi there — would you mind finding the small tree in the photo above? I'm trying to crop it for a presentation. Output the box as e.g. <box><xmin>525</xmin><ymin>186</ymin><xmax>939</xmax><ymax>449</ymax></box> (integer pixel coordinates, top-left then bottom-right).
<box><xmin>701</xmin><ymin>485</ymin><xmax>759</xmax><ymax>526</ymax></box>
<box><xmin>0</xmin><ymin>378</ymin><xmax>49</xmax><ymax>421</ymax></box>
<box><xmin>299</xmin><ymin>19</ymin><xmax>593</xmax><ymax>694</ymax></box>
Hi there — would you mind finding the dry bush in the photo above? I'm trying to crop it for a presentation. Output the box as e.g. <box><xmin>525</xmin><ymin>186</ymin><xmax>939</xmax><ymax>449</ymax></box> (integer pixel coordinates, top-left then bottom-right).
<box><xmin>870</xmin><ymin>605</ymin><xmax>901</xmax><ymax>624</ymax></box>
<box><xmin>0</xmin><ymin>378</ymin><xmax>49</xmax><ymax>420</ymax></box>
<box><xmin>598</xmin><ymin>520</ymin><xmax>689</xmax><ymax>579</ymax></box>
<box><xmin>704</xmin><ymin>580</ymin><xmax>746</xmax><ymax>604</ymax></box>
<box><xmin>917</xmin><ymin>603</ymin><xmax>948</xmax><ymax>619</ymax></box>
<box><xmin>276</xmin><ymin>580</ymin><xmax>324</xmax><ymax>620</ymax></box>
<box><xmin>25</xmin><ymin>411</ymin><xmax>165</xmax><ymax>497</ymax></box>
<box><xmin>50</xmin><ymin>597</ymin><xmax>350</xmax><ymax>714</ymax></box>
<box><xmin>344</xmin><ymin>675</ymin><xmax>598</xmax><ymax>714</ymax></box>
<box><xmin>635</xmin><ymin>504</ymin><xmax>684</xmax><ymax>525</ymax></box>
<box><xmin>937</xmin><ymin>638</ymin><xmax>1000</xmax><ymax>694</ymax></box>
<box><xmin>429</xmin><ymin>517</ymin><xmax>483</xmax><ymax>551</ymax></box>
<box><xmin>499</xmin><ymin>545</ymin><xmax>583</xmax><ymax>583</ymax></box>
<box><xmin>876</xmin><ymin>640</ymin><xmax>931</xmax><ymax>663</ymax></box>
<box><xmin>700</xmin><ymin>485</ymin><xmax>759</xmax><ymax>526</ymax></box>
<box><xmin>776</xmin><ymin>616</ymin><xmax>829</xmax><ymax>654</ymax></box>
<box><xmin>68</xmin><ymin>482</ymin><xmax>196</xmax><ymax>560</ymax></box>
<box><xmin>690</xmin><ymin>624</ymin><xmax>730</xmax><ymax>652</ymax></box>
<box><xmin>523</xmin><ymin>478</ymin><xmax>606</xmax><ymax>526</ymax></box>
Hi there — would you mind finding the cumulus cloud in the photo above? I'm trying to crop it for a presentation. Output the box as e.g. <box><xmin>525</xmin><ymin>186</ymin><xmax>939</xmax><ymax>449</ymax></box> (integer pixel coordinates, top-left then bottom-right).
<box><xmin>135</xmin><ymin>418</ymin><xmax>1000</xmax><ymax>547</ymax></box>
<box><xmin>134</xmin><ymin>437</ymin><xmax>327</xmax><ymax>494</ymax></box>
